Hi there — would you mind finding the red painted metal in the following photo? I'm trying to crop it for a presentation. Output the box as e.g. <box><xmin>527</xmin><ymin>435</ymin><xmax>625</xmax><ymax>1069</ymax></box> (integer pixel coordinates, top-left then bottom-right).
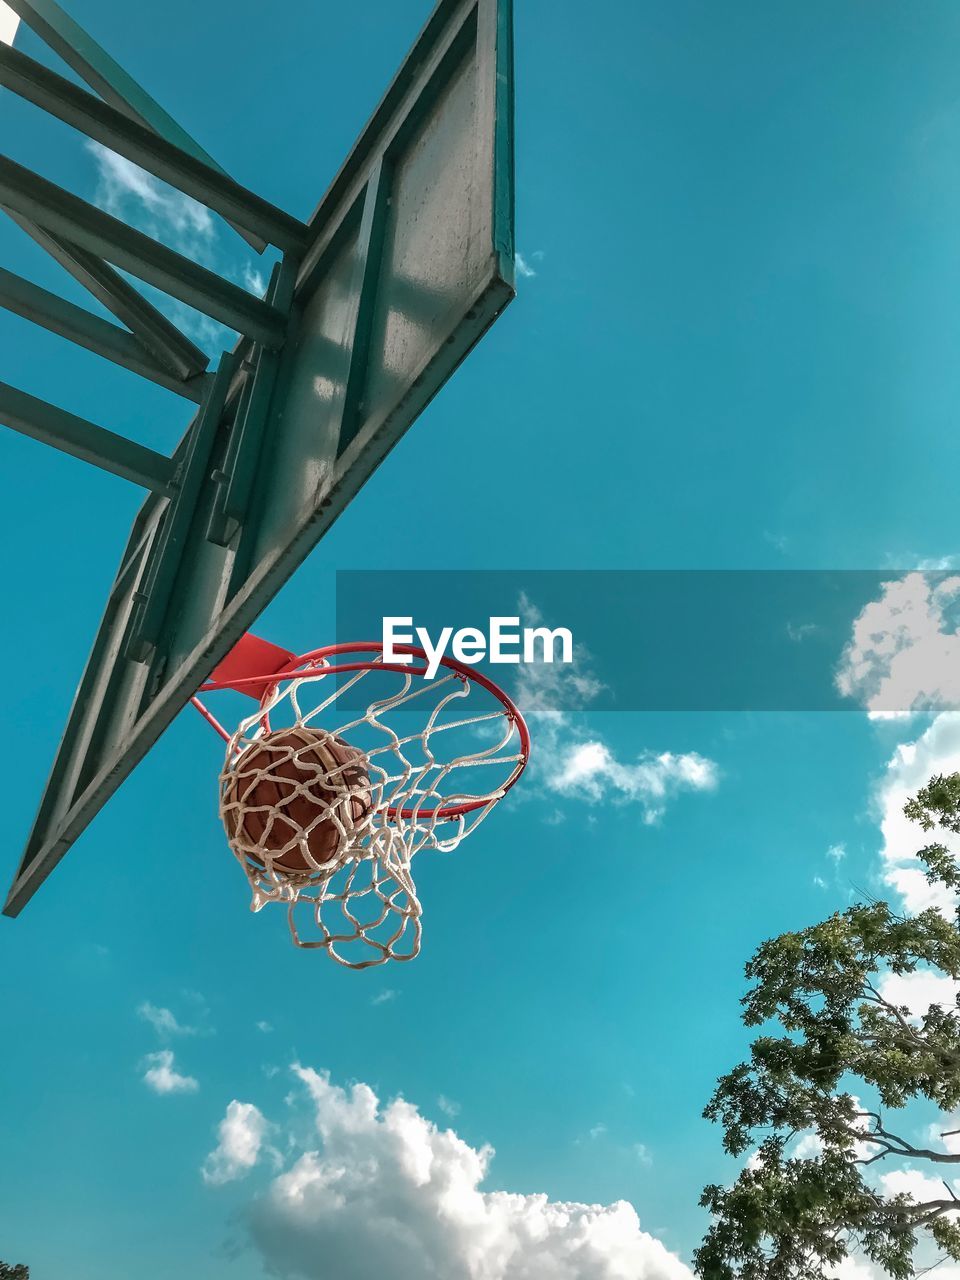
<box><xmin>207</xmin><ymin>631</ymin><xmax>297</xmax><ymax>699</ymax></box>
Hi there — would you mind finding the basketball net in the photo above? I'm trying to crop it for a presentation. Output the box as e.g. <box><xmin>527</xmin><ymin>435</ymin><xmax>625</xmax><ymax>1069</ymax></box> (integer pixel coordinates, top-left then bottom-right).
<box><xmin>216</xmin><ymin>652</ymin><xmax>526</xmax><ymax>968</ymax></box>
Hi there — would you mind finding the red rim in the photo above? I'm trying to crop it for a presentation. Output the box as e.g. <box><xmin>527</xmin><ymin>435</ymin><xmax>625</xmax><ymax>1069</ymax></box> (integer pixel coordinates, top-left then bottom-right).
<box><xmin>198</xmin><ymin>641</ymin><xmax>530</xmax><ymax>821</ymax></box>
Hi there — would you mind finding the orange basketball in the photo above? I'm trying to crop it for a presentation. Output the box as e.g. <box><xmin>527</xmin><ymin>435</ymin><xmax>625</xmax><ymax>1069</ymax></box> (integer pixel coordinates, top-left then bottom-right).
<box><xmin>224</xmin><ymin>727</ymin><xmax>372</xmax><ymax>873</ymax></box>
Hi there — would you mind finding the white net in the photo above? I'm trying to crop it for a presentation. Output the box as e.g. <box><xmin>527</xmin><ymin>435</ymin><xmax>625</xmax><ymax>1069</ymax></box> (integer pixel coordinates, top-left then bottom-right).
<box><xmin>218</xmin><ymin>655</ymin><xmax>525</xmax><ymax>967</ymax></box>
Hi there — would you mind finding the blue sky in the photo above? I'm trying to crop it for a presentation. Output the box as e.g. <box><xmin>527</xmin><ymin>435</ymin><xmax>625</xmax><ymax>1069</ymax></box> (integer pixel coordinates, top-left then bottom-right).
<box><xmin>4</xmin><ymin>2</ymin><xmax>960</xmax><ymax>1277</ymax></box>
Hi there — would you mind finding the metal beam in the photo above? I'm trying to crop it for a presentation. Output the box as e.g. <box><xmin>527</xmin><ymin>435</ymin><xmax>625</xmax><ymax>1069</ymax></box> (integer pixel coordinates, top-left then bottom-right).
<box><xmin>206</xmin><ymin>257</ymin><xmax>298</xmax><ymax>545</ymax></box>
<box><xmin>2</xmin><ymin>0</ymin><xmax>268</xmax><ymax>253</ymax></box>
<box><xmin>0</xmin><ymin>264</ymin><xmax>206</xmax><ymax>401</ymax></box>
<box><xmin>0</xmin><ymin>380</ymin><xmax>176</xmax><ymax>491</ymax></box>
<box><xmin>126</xmin><ymin>353</ymin><xmax>238</xmax><ymax>661</ymax></box>
<box><xmin>0</xmin><ymin>44</ymin><xmax>308</xmax><ymax>254</ymax></box>
<box><xmin>9</xmin><ymin>213</ymin><xmax>209</xmax><ymax>379</ymax></box>
<box><xmin>338</xmin><ymin>159</ymin><xmax>392</xmax><ymax>457</ymax></box>
<box><xmin>0</xmin><ymin>156</ymin><xmax>287</xmax><ymax>346</ymax></box>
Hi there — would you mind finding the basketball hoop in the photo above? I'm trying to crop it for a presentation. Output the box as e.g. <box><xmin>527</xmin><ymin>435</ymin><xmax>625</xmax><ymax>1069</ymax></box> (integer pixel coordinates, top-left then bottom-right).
<box><xmin>192</xmin><ymin>635</ymin><xmax>530</xmax><ymax>968</ymax></box>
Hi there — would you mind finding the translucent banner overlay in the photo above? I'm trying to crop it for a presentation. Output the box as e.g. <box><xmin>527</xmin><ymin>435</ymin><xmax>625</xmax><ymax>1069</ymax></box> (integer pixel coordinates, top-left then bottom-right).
<box><xmin>334</xmin><ymin>570</ymin><xmax>960</xmax><ymax>713</ymax></box>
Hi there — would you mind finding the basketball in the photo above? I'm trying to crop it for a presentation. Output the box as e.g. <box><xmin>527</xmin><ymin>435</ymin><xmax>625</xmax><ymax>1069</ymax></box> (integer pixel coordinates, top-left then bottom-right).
<box><xmin>223</xmin><ymin>727</ymin><xmax>372</xmax><ymax>873</ymax></box>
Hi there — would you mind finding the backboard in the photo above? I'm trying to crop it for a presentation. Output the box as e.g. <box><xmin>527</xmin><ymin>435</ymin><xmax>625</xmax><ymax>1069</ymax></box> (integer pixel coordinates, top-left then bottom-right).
<box><xmin>3</xmin><ymin>0</ymin><xmax>515</xmax><ymax>915</ymax></box>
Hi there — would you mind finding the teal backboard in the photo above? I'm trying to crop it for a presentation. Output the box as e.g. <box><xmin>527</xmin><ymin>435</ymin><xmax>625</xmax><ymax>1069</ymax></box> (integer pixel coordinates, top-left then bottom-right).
<box><xmin>3</xmin><ymin>0</ymin><xmax>514</xmax><ymax>915</ymax></box>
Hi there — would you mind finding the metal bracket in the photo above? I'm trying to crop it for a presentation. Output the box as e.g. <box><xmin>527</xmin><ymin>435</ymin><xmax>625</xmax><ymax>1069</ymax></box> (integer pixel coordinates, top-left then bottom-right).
<box><xmin>205</xmin><ymin>257</ymin><xmax>299</xmax><ymax>546</ymax></box>
<box><xmin>124</xmin><ymin>351</ymin><xmax>239</xmax><ymax>662</ymax></box>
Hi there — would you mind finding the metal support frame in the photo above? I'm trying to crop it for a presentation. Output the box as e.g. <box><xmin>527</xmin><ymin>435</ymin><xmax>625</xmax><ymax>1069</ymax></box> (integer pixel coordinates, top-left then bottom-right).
<box><xmin>337</xmin><ymin>158</ymin><xmax>392</xmax><ymax>458</ymax></box>
<box><xmin>0</xmin><ymin>0</ymin><xmax>313</xmax><ymax>495</ymax></box>
<box><xmin>205</xmin><ymin>257</ymin><xmax>298</xmax><ymax>546</ymax></box>
<box><xmin>0</xmin><ymin>43</ymin><xmax>309</xmax><ymax>254</ymax></box>
<box><xmin>125</xmin><ymin>353</ymin><xmax>239</xmax><ymax>661</ymax></box>
<box><xmin>0</xmin><ymin>380</ymin><xmax>176</xmax><ymax>491</ymax></box>
<box><xmin>0</xmin><ymin>156</ymin><xmax>287</xmax><ymax>344</ymax></box>
<box><xmin>0</xmin><ymin>264</ymin><xmax>206</xmax><ymax>401</ymax></box>
<box><xmin>8</xmin><ymin>213</ymin><xmax>209</xmax><ymax>380</ymax></box>
<box><xmin>3</xmin><ymin>0</ymin><xmax>269</xmax><ymax>252</ymax></box>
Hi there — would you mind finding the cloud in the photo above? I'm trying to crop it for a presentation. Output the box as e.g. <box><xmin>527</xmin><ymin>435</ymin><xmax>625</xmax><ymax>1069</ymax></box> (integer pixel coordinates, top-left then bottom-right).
<box><xmin>0</xmin><ymin>2</ymin><xmax>18</xmax><ymax>44</ymax></box>
<box><xmin>437</xmin><ymin>1095</ymin><xmax>461</xmax><ymax>1118</ymax></box>
<box><xmin>84</xmin><ymin>141</ymin><xmax>236</xmax><ymax>347</ymax></box>
<box><xmin>515</xmin><ymin>252</ymin><xmax>540</xmax><ymax>279</ymax></box>
<box><xmin>514</xmin><ymin>595</ymin><xmax>719</xmax><ymax>824</ymax></box>
<box><xmin>257</xmin><ymin>1021</ymin><xmax>273</xmax><ymax>1034</ymax></box>
<box><xmin>827</xmin><ymin>1255</ymin><xmax>888</xmax><ymax>1280</ymax></box>
<box><xmin>870</xmin><ymin>711</ymin><xmax>960</xmax><ymax>917</ymax></box>
<box><xmin>203</xmin><ymin>1101</ymin><xmax>270</xmax><ymax>1186</ymax></box>
<box><xmin>548</xmin><ymin>740</ymin><xmax>717</xmax><ymax>821</ymax></box>
<box><xmin>242</xmin><ymin>263</ymin><xmax>267</xmax><ymax>296</ymax></box>
<box><xmin>87</xmin><ymin>143</ymin><xmax>215</xmax><ymax>256</ymax></box>
<box><xmin>836</xmin><ymin>573</ymin><xmax>960</xmax><ymax>717</ymax></box>
<box><xmin>792</xmin><ymin>1131</ymin><xmax>824</xmax><ymax>1160</ymax></box>
<box><xmin>138</xmin><ymin>1001</ymin><xmax>198</xmax><ymax>1037</ymax></box>
<box><xmin>786</xmin><ymin>621</ymin><xmax>820</xmax><ymax>643</ymax></box>
<box><xmin>370</xmin><ymin>989</ymin><xmax>397</xmax><ymax>1007</ymax></box>
<box><xmin>877</xmin><ymin>969</ymin><xmax>960</xmax><ymax>1021</ymax></box>
<box><xmin>926</xmin><ymin>1116</ymin><xmax>960</xmax><ymax>1157</ymax></box>
<box><xmin>878</xmin><ymin>1167</ymin><xmax>953</xmax><ymax>1204</ymax></box>
<box><xmin>141</xmin><ymin>1049</ymin><xmax>198</xmax><ymax>1095</ymax></box>
<box><xmin>885</xmin><ymin>554</ymin><xmax>960</xmax><ymax>572</ymax></box>
<box><xmin>240</xmin><ymin>1066</ymin><xmax>690</xmax><ymax>1280</ymax></box>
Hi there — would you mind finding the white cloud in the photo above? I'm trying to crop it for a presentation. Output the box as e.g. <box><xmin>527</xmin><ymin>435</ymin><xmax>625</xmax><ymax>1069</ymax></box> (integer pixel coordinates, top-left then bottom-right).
<box><xmin>437</xmin><ymin>1095</ymin><xmax>461</xmax><ymax>1118</ymax></box>
<box><xmin>0</xmin><ymin>3</ymin><xmax>18</xmax><ymax>44</ymax></box>
<box><xmin>826</xmin><ymin>1256</ymin><xmax>885</xmax><ymax>1280</ymax></box>
<box><xmin>256</xmin><ymin>1020</ymin><xmax>273</xmax><ymax>1034</ymax></box>
<box><xmin>203</xmin><ymin>1100</ymin><xmax>269</xmax><ymax>1186</ymax></box>
<box><xmin>837</xmin><ymin>573</ymin><xmax>960</xmax><ymax>717</ymax></box>
<box><xmin>514</xmin><ymin>596</ymin><xmax>719</xmax><ymax>824</ymax></box>
<box><xmin>241</xmin><ymin>1066</ymin><xmax>690</xmax><ymax>1280</ymax></box>
<box><xmin>926</xmin><ymin>1116</ymin><xmax>960</xmax><ymax>1157</ymax></box>
<box><xmin>548</xmin><ymin>740</ymin><xmax>717</xmax><ymax>821</ymax></box>
<box><xmin>878</xmin><ymin>1167</ymin><xmax>954</xmax><ymax>1204</ymax></box>
<box><xmin>792</xmin><ymin>1131</ymin><xmax>825</xmax><ymax>1160</ymax></box>
<box><xmin>877</xmin><ymin>969</ymin><xmax>960</xmax><ymax>1021</ymax></box>
<box><xmin>142</xmin><ymin>1049</ymin><xmax>198</xmax><ymax>1095</ymax></box>
<box><xmin>828</xmin><ymin>843</ymin><xmax>846</xmax><ymax>862</ymax></box>
<box><xmin>370</xmin><ymin>989</ymin><xmax>397</xmax><ymax>1007</ymax></box>
<box><xmin>515</xmin><ymin>252</ymin><xmax>538</xmax><ymax>279</ymax></box>
<box><xmin>87</xmin><ymin>143</ymin><xmax>214</xmax><ymax>256</ymax></box>
<box><xmin>242</xmin><ymin>263</ymin><xmax>267</xmax><ymax>296</ymax></box>
<box><xmin>870</xmin><ymin>711</ymin><xmax>960</xmax><ymax>916</ymax></box>
<box><xmin>138</xmin><ymin>1001</ymin><xmax>197</xmax><ymax>1037</ymax></box>
<box><xmin>84</xmin><ymin>141</ymin><xmax>231</xmax><ymax>347</ymax></box>
<box><xmin>883</xmin><ymin>553</ymin><xmax>960</xmax><ymax>572</ymax></box>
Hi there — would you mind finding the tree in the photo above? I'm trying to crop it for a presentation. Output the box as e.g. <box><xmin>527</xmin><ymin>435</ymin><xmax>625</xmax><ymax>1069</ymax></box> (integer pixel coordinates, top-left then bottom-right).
<box><xmin>696</xmin><ymin>773</ymin><xmax>960</xmax><ymax>1280</ymax></box>
<box><xmin>0</xmin><ymin>1264</ymin><xmax>29</xmax><ymax>1279</ymax></box>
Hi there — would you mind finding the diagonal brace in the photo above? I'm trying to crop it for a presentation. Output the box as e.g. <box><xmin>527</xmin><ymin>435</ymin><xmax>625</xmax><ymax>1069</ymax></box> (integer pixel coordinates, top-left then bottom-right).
<box><xmin>0</xmin><ymin>380</ymin><xmax>177</xmax><ymax>491</ymax></box>
<box><xmin>0</xmin><ymin>155</ymin><xmax>287</xmax><ymax>346</ymax></box>
<box><xmin>8</xmin><ymin>212</ymin><xmax>209</xmax><ymax>379</ymax></box>
<box><xmin>0</xmin><ymin>264</ymin><xmax>206</xmax><ymax>401</ymax></box>
<box><xmin>0</xmin><ymin>43</ymin><xmax>308</xmax><ymax>254</ymax></box>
